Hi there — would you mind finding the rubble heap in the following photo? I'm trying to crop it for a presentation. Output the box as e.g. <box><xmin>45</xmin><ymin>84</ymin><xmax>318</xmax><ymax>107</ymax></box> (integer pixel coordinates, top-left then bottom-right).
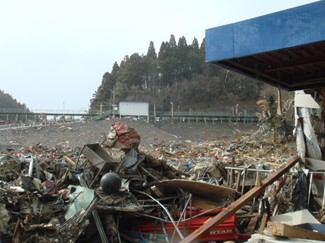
<box><xmin>0</xmin><ymin>122</ymin><xmax>324</xmax><ymax>242</ymax></box>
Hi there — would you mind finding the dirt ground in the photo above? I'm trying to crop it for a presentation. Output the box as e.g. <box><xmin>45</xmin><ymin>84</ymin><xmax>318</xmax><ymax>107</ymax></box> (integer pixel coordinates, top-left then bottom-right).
<box><xmin>0</xmin><ymin>118</ymin><xmax>259</xmax><ymax>151</ymax></box>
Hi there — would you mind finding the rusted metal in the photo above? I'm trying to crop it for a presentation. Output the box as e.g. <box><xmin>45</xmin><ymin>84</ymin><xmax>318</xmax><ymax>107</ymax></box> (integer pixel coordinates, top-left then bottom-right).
<box><xmin>180</xmin><ymin>156</ymin><xmax>301</xmax><ymax>243</ymax></box>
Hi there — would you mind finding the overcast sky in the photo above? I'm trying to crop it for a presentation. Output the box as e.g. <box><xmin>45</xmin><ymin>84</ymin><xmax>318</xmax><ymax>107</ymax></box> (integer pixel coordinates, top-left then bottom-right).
<box><xmin>0</xmin><ymin>0</ymin><xmax>318</xmax><ymax>112</ymax></box>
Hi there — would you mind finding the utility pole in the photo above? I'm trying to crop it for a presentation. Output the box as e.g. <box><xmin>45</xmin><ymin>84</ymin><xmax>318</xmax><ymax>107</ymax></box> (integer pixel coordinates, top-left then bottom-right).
<box><xmin>112</xmin><ymin>88</ymin><xmax>116</xmax><ymax>118</ymax></box>
<box><xmin>154</xmin><ymin>104</ymin><xmax>156</xmax><ymax>123</ymax></box>
<box><xmin>170</xmin><ymin>102</ymin><xmax>174</xmax><ymax>123</ymax></box>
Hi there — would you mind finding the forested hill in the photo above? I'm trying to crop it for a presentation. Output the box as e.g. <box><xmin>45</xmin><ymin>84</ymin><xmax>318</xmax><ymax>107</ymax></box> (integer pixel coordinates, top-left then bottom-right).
<box><xmin>0</xmin><ymin>90</ymin><xmax>27</xmax><ymax>111</ymax></box>
<box><xmin>90</xmin><ymin>34</ymin><xmax>266</xmax><ymax>113</ymax></box>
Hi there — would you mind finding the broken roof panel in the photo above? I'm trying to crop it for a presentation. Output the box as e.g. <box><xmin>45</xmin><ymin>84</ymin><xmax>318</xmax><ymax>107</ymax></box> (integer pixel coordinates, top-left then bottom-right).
<box><xmin>205</xmin><ymin>1</ymin><xmax>325</xmax><ymax>91</ymax></box>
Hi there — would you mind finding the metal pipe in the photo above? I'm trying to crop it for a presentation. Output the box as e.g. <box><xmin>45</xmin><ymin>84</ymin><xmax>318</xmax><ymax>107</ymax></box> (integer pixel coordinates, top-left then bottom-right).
<box><xmin>308</xmin><ymin>171</ymin><xmax>325</xmax><ymax>175</ymax></box>
<box><xmin>171</xmin><ymin>194</ymin><xmax>192</xmax><ymax>242</ymax></box>
<box><xmin>92</xmin><ymin>209</ymin><xmax>109</xmax><ymax>243</ymax></box>
<box><xmin>241</xmin><ymin>169</ymin><xmax>246</xmax><ymax>195</ymax></box>
<box><xmin>323</xmin><ymin>174</ymin><xmax>325</xmax><ymax>209</ymax></box>
<box><xmin>161</xmin><ymin>221</ymin><xmax>170</xmax><ymax>243</ymax></box>
<box><xmin>307</xmin><ymin>171</ymin><xmax>325</xmax><ymax>209</ymax></box>
<box><xmin>227</xmin><ymin>169</ymin><xmax>231</xmax><ymax>187</ymax></box>
<box><xmin>133</xmin><ymin>206</ymin><xmax>224</xmax><ymax>224</ymax></box>
<box><xmin>28</xmin><ymin>157</ymin><xmax>34</xmax><ymax>176</ymax></box>
<box><xmin>308</xmin><ymin>173</ymin><xmax>314</xmax><ymax>206</ymax></box>
<box><xmin>135</xmin><ymin>190</ymin><xmax>184</xmax><ymax>240</ymax></box>
<box><xmin>225</xmin><ymin>166</ymin><xmax>272</xmax><ymax>173</ymax></box>
<box><xmin>116</xmin><ymin>215</ymin><xmax>122</xmax><ymax>243</ymax></box>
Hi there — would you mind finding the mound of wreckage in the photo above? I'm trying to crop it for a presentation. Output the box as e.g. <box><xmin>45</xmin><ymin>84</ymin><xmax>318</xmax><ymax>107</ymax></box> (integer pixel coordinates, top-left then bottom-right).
<box><xmin>1</xmin><ymin>93</ymin><xmax>325</xmax><ymax>243</ymax></box>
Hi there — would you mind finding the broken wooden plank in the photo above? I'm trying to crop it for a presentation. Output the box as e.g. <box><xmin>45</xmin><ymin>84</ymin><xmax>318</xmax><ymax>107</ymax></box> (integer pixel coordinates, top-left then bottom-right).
<box><xmin>259</xmin><ymin>213</ymin><xmax>268</xmax><ymax>234</ymax></box>
<box><xmin>180</xmin><ymin>156</ymin><xmax>301</xmax><ymax>243</ymax></box>
<box><xmin>155</xmin><ymin>179</ymin><xmax>238</xmax><ymax>200</ymax></box>
<box><xmin>267</xmin><ymin>221</ymin><xmax>325</xmax><ymax>241</ymax></box>
<box><xmin>64</xmin><ymin>155</ymin><xmax>76</xmax><ymax>167</ymax></box>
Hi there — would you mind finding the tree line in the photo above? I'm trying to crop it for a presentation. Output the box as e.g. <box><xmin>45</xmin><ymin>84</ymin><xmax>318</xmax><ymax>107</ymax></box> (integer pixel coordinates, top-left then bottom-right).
<box><xmin>0</xmin><ymin>90</ymin><xmax>27</xmax><ymax>111</ymax></box>
<box><xmin>91</xmin><ymin>34</ymin><xmax>264</xmax><ymax>113</ymax></box>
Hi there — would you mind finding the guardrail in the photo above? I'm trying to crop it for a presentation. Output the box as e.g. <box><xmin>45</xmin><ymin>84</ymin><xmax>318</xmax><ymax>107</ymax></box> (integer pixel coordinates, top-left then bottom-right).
<box><xmin>0</xmin><ymin>108</ymin><xmax>259</xmax><ymax>124</ymax></box>
<box><xmin>0</xmin><ymin>108</ymin><xmax>89</xmax><ymax>114</ymax></box>
<box><xmin>154</xmin><ymin>111</ymin><xmax>257</xmax><ymax>117</ymax></box>
<box><xmin>157</xmin><ymin>116</ymin><xmax>258</xmax><ymax>124</ymax></box>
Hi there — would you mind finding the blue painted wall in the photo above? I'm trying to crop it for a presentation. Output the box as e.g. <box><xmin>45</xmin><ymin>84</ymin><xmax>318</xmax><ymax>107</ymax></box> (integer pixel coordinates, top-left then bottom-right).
<box><xmin>206</xmin><ymin>1</ymin><xmax>325</xmax><ymax>62</ymax></box>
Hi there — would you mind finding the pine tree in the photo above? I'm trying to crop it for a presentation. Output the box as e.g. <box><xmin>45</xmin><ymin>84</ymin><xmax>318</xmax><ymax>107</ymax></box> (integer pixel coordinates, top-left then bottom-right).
<box><xmin>147</xmin><ymin>41</ymin><xmax>157</xmax><ymax>59</ymax></box>
<box><xmin>144</xmin><ymin>41</ymin><xmax>159</xmax><ymax>94</ymax></box>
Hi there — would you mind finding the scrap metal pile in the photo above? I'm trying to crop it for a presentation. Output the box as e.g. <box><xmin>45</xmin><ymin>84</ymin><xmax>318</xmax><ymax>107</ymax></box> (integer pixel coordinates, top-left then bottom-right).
<box><xmin>0</xmin><ymin>122</ymin><xmax>324</xmax><ymax>242</ymax></box>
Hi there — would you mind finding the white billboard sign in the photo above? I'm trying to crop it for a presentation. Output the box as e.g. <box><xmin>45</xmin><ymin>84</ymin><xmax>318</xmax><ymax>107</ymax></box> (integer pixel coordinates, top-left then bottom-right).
<box><xmin>119</xmin><ymin>101</ymin><xmax>149</xmax><ymax>117</ymax></box>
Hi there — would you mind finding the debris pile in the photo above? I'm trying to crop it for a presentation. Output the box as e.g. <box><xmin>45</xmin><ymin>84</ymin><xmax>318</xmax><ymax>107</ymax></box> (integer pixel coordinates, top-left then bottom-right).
<box><xmin>0</xmin><ymin>122</ymin><xmax>324</xmax><ymax>242</ymax></box>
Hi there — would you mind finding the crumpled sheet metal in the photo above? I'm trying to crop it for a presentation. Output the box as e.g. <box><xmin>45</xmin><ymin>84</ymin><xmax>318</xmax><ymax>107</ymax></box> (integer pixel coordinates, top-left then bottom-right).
<box><xmin>65</xmin><ymin>185</ymin><xmax>95</xmax><ymax>220</ymax></box>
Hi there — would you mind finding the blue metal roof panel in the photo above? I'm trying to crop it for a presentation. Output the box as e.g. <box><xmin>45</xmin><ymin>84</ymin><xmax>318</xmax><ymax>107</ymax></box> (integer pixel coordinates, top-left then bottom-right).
<box><xmin>205</xmin><ymin>24</ymin><xmax>234</xmax><ymax>62</ymax></box>
<box><xmin>206</xmin><ymin>1</ymin><xmax>325</xmax><ymax>62</ymax></box>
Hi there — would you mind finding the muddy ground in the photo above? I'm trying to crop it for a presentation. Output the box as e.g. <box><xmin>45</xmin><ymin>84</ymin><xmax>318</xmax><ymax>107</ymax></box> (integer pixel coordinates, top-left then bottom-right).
<box><xmin>0</xmin><ymin>118</ymin><xmax>259</xmax><ymax>151</ymax></box>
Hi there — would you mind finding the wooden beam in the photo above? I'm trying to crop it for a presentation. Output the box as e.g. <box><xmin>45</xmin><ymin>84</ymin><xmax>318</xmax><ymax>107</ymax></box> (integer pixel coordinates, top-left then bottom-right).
<box><xmin>267</xmin><ymin>221</ymin><xmax>325</xmax><ymax>241</ymax></box>
<box><xmin>259</xmin><ymin>213</ymin><xmax>269</xmax><ymax>234</ymax></box>
<box><xmin>180</xmin><ymin>156</ymin><xmax>300</xmax><ymax>243</ymax></box>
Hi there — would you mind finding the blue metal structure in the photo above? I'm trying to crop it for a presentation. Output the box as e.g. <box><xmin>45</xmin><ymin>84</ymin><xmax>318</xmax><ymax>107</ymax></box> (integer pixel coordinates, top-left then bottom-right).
<box><xmin>205</xmin><ymin>1</ymin><xmax>325</xmax><ymax>90</ymax></box>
